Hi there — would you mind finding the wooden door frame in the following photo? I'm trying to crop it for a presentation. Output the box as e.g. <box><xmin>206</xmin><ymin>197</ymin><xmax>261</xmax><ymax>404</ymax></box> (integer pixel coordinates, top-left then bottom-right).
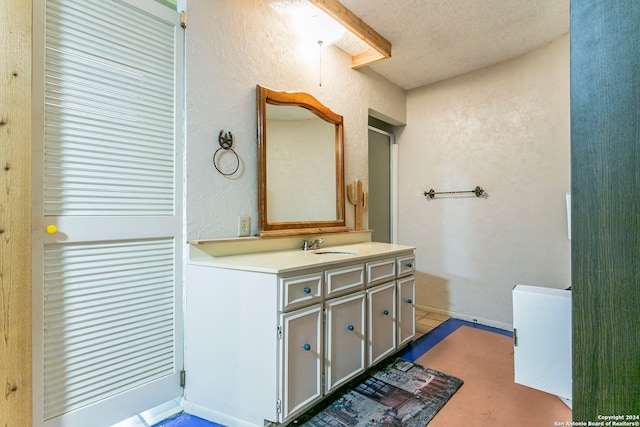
<box><xmin>1</xmin><ymin>0</ymin><xmax>33</xmax><ymax>425</ymax></box>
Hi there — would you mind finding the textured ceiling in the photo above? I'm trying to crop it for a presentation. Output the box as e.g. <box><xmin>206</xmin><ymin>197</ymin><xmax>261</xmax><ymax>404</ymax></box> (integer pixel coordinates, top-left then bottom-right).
<box><xmin>334</xmin><ymin>0</ymin><xmax>570</xmax><ymax>90</ymax></box>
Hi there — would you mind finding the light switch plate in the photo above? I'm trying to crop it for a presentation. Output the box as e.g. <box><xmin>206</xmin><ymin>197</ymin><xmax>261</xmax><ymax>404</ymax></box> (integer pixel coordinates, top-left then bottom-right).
<box><xmin>238</xmin><ymin>216</ymin><xmax>251</xmax><ymax>237</ymax></box>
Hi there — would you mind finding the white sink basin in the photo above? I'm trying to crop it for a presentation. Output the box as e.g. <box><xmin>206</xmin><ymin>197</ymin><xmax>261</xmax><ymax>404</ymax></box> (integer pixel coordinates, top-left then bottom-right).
<box><xmin>311</xmin><ymin>249</ymin><xmax>358</xmax><ymax>255</ymax></box>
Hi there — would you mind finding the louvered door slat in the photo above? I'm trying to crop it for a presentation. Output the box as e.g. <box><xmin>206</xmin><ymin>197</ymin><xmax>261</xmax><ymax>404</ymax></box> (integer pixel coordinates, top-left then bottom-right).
<box><xmin>46</xmin><ymin>1</ymin><xmax>174</xmax><ymax>75</ymax></box>
<box><xmin>44</xmin><ymin>143</ymin><xmax>172</xmax><ymax>169</ymax></box>
<box><xmin>45</xmin><ymin>59</ymin><xmax>174</xmax><ymax>107</ymax></box>
<box><xmin>44</xmin><ymin>323</ymin><xmax>174</xmax><ymax>365</ymax></box>
<box><xmin>42</xmin><ymin>239</ymin><xmax>176</xmax><ymax>419</ymax></box>
<box><xmin>44</xmin><ymin>334</ymin><xmax>174</xmax><ymax>387</ymax></box>
<box><xmin>44</xmin><ymin>0</ymin><xmax>176</xmax><ymax>217</ymax></box>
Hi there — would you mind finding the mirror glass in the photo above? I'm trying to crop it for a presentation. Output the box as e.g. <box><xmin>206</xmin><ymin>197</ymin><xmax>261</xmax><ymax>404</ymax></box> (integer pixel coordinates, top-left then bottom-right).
<box><xmin>257</xmin><ymin>85</ymin><xmax>346</xmax><ymax>235</ymax></box>
<box><xmin>266</xmin><ymin>104</ymin><xmax>336</xmax><ymax>221</ymax></box>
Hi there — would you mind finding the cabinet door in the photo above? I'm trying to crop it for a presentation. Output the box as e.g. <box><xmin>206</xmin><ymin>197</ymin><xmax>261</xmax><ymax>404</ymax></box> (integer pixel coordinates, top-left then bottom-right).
<box><xmin>367</xmin><ymin>282</ymin><xmax>397</xmax><ymax>366</ymax></box>
<box><xmin>397</xmin><ymin>276</ymin><xmax>416</xmax><ymax>347</ymax></box>
<box><xmin>325</xmin><ymin>292</ymin><xmax>366</xmax><ymax>393</ymax></box>
<box><xmin>279</xmin><ymin>305</ymin><xmax>323</xmax><ymax>422</ymax></box>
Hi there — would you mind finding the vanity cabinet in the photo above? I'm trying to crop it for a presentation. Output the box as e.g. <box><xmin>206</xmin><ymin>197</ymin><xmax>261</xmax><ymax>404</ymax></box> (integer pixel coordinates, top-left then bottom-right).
<box><xmin>184</xmin><ymin>244</ymin><xmax>415</xmax><ymax>427</ymax></box>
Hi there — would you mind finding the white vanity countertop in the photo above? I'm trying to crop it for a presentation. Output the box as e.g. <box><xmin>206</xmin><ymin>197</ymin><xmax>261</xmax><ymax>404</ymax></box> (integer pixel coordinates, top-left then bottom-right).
<box><xmin>188</xmin><ymin>241</ymin><xmax>415</xmax><ymax>274</ymax></box>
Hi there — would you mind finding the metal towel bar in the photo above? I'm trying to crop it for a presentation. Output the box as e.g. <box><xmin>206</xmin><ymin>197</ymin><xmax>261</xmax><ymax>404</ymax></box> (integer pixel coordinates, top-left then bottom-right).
<box><xmin>423</xmin><ymin>186</ymin><xmax>485</xmax><ymax>199</ymax></box>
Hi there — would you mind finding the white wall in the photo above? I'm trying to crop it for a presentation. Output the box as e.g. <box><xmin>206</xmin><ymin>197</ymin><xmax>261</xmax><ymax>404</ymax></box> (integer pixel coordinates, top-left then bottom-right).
<box><xmin>184</xmin><ymin>0</ymin><xmax>406</xmax><ymax>239</ymax></box>
<box><xmin>184</xmin><ymin>0</ymin><xmax>570</xmax><ymax>328</ymax></box>
<box><xmin>398</xmin><ymin>35</ymin><xmax>571</xmax><ymax>328</ymax></box>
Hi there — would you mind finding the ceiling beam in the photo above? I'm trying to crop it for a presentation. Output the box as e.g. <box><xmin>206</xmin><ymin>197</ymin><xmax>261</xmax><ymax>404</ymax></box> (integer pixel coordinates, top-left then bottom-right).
<box><xmin>308</xmin><ymin>0</ymin><xmax>392</xmax><ymax>69</ymax></box>
<box><xmin>351</xmin><ymin>49</ymin><xmax>386</xmax><ymax>69</ymax></box>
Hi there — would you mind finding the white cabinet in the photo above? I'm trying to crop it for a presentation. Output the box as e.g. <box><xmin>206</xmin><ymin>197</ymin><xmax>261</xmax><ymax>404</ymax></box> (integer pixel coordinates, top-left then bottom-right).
<box><xmin>184</xmin><ymin>246</ymin><xmax>415</xmax><ymax>427</ymax></box>
<box><xmin>512</xmin><ymin>285</ymin><xmax>572</xmax><ymax>403</ymax></box>
<box><xmin>365</xmin><ymin>257</ymin><xmax>398</xmax><ymax>367</ymax></box>
<box><xmin>279</xmin><ymin>305</ymin><xmax>323</xmax><ymax>420</ymax></box>
<box><xmin>324</xmin><ymin>291</ymin><xmax>366</xmax><ymax>392</ymax></box>
<box><xmin>184</xmin><ymin>266</ymin><xmax>281</xmax><ymax>426</ymax></box>
<box><xmin>366</xmin><ymin>281</ymin><xmax>397</xmax><ymax>366</ymax></box>
<box><xmin>365</xmin><ymin>256</ymin><xmax>417</xmax><ymax>366</ymax></box>
<box><xmin>397</xmin><ymin>276</ymin><xmax>416</xmax><ymax>347</ymax></box>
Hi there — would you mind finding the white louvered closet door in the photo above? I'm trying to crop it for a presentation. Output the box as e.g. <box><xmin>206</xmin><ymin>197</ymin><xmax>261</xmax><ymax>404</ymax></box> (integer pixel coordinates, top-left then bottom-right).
<box><xmin>32</xmin><ymin>1</ymin><xmax>185</xmax><ymax>426</ymax></box>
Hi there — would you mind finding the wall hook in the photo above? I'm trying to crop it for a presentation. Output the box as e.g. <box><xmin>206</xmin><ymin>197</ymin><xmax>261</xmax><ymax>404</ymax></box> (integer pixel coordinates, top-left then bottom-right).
<box><xmin>218</xmin><ymin>130</ymin><xmax>233</xmax><ymax>149</ymax></box>
<box><xmin>213</xmin><ymin>129</ymin><xmax>240</xmax><ymax>176</ymax></box>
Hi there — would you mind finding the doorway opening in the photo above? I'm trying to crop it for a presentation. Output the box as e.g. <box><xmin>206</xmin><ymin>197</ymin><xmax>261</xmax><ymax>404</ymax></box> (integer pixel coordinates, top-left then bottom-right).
<box><xmin>368</xmin><ymin>117</ymin><xmax>398</xmax><ymax>243</ymax></box>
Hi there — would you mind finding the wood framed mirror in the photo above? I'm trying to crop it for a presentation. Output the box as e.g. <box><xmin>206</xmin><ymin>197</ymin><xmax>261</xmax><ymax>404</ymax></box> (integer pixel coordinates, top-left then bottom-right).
<box><xmin>257</xmin><ymin>85</ymin><xmax>347</xmax><ymax>236</ymax></box>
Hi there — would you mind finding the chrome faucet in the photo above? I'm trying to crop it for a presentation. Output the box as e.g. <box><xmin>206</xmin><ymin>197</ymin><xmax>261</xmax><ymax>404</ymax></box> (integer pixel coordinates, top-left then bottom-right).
<box><xmin>302</xmin><ymin>238</ymin><xmax>323</xmax><ymax>251</ymax></box>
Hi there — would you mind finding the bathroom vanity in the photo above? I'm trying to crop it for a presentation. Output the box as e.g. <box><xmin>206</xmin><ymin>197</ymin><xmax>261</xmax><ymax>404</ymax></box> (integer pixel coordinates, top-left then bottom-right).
<box><xmin>183</xmin><ymin>240</ymin><xmax>416</xmax><ymax>427</ymax></box>
<box><xmin>182</xmin><ymin>87</ymin><xmax>416</xmax><ymax>426</ymax></box>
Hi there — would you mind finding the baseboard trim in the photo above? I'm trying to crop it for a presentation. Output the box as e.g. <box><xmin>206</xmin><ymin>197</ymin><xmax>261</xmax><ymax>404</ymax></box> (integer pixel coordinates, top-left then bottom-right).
<box><xmin>416</xmin><ymin>304</ymin><xmax>512</xmax><ymax>332</ymax></box>
<box><xmin>181</xmin><ymin>399</ymin><xmax>261</xmax><ymax>427</ymax></box>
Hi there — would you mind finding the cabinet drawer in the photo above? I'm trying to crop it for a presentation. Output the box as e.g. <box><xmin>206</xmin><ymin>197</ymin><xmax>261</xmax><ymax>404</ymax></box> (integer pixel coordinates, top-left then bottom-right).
<box><xmin>280</xmin><ymin>272</ymin><xmax>323</xmax><ymax>311</ymax></box>
<box><xmin>366</xmin><ymin>258</ymin><xmax>396</xmax><ymax>286</ymax></box>
<box><xmin>397</xmin><ymin>255</ymin><xmax>416</xmax><ymax>277</ymax></box>
<box><xmin>325</xmin><ymin>263</ymin><xmax>365</xmax><ymax>298</ymax></box>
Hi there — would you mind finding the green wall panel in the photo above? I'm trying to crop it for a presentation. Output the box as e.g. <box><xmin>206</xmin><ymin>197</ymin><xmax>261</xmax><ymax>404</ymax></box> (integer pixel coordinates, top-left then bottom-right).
<box><xmin>570</xmin><ymin>0</ymin><xmax>640</xmax><ymax>421</ymax></box>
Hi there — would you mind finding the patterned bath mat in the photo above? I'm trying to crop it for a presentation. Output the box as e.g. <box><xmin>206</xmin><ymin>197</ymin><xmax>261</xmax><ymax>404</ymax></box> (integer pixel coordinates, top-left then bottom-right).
<box><xmin>295</xmin><ymin>357</ymin><xmax>463</xmax><ymax>427</ymax></box>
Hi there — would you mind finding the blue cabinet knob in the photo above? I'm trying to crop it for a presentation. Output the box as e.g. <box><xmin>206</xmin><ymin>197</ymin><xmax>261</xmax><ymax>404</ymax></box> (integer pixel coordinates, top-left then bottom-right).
<box><xmin>406</xmin><ymin>299</ymin><xmax>413</xmax><ymax>304</ymax></box>
<box><xmin>383</xmin><ymin>310</ymin><xmax>389</xmax><ymax>316</ymax></box>
<box><xmin>303</xmin><ymin>287</ymin><xmax>311</xmax><ymax>294</ymax></box>
<box><xmin>347</xmin><ymin>324</ymin><xmax>354</xmax><ymax>331</ymax></box>
<box><xmin>303</xmin><ymin>343</ymin><xmax>311</xmax><ymax>351</ymax></box>
<box><xmin>406</xmin><ymin>262</ymin><xmax>413</xmax><ymax>268</ymax></box>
